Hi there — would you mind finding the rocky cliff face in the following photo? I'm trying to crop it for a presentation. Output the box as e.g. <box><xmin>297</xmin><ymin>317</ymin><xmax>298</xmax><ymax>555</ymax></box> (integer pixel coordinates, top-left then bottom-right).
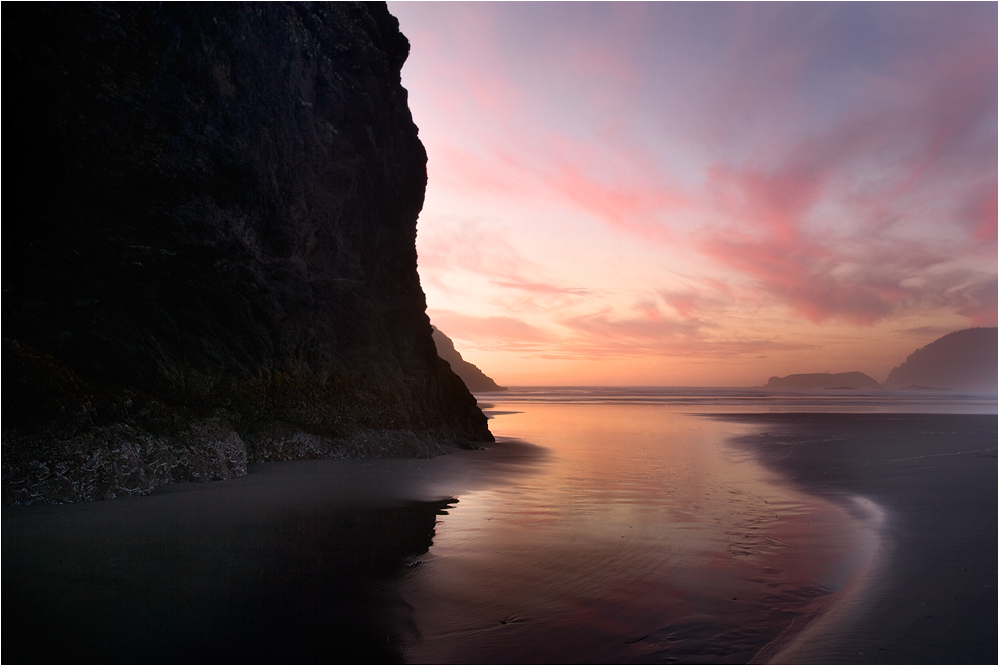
<box><xmin>884</xmin><ymin>328</ymin><xmax>998</xmax><ymax>391</ymax></box>
<box><xmin>3</xmin><ymin>2</ymin><xmax>492</xmax><ymax>504</ymax></box>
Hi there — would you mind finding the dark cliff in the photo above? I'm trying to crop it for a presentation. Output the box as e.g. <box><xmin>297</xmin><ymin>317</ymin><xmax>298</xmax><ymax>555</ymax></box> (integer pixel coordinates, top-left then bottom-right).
<box><xmin>3</xmin><ymin>2</ymin><xmax>492</xmax><ymax>504</ymax></box>
<box><xmin>764</xmin><ymin>372</ymin><xmax>880</xmax><ymax>389</ymax></box>
<box><xmin>431</xmin><ymin>327</ymin><xmax>506</xmax><ymax>393</ymax></box>
<box><xmin>884</xmin><ymin>328</ymin><xmax>998</xmax><ymax>391</ymax></box>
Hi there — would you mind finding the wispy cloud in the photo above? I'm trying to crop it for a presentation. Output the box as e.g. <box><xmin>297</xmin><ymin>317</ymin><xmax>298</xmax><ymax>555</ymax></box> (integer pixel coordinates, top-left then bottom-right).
<box><xmin>490</xmin><ymin>279</ymin><xmax>589</xmax><ymax>296</ymax></box>
<box><xmin>427</xmin><ymin>310</ymin><xmax>557</xmax><ymax>352</ymax></box>
<box><xmin>417</xmin><ymin>217</ymin><xmax>592</xmax><ymax>312</ymax></box>
<box><xmin>392</xmin><ymin>1</ymin><xmax>997</xmax><ymax>383</ymax></box>
<box><xmin>695</xmin><ymin>62</ymin><xmax>996</xmax><ymax>326</ymax></box>
<box><xmin>556</xmin><ymin>308</ymin><xmax>812</xmax><ymax>359</ymax></box>
<box><xmin>659</xmin><ymin>288</ymin><xmax>732</xmax><ymax>323</ymax></box>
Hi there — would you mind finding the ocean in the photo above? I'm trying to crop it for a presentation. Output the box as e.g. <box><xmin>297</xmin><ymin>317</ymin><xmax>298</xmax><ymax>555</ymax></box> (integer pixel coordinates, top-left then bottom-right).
<box><xmin>4</xmin><ymin>387</ymin><xmax>996</xmax><ymax>663</ymax></box>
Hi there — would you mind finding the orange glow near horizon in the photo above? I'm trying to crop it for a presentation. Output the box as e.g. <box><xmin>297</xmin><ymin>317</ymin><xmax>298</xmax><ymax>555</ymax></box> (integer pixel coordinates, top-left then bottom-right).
<box><xmin>390</xmin><ymin>2</ymin><xmax>997</xmax><ymax>386</ymax></box>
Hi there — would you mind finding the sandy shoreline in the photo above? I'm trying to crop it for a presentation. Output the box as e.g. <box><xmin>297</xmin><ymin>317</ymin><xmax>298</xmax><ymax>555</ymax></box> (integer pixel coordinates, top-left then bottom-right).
<box><xmin>716</xmin><ymin>412</ymin><xmax>997</xmax><ymax>664</ymax></box>
<box><xmin>4</xmin><ymin>411</ymin><xmax>994</xmax><ymax>664</ymax></box>
<box><xmin>2</xmin><ymin>442</ymin><xmax>544</xmax><ymax>664</ymax></box>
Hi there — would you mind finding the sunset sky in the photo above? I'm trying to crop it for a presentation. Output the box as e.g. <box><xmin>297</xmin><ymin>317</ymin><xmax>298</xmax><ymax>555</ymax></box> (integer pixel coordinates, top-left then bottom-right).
<box><xmin>388</xmin><ymin>2</ymin><xmax>997</xmax><ymax>387</ymax></box>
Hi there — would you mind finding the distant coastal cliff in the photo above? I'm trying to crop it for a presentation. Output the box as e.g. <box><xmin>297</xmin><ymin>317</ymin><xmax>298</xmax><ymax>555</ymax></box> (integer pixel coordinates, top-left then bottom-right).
<box><xmin>765</xmin><ymin>372</ymin><xmax>881</xmax><ymax>390</ymax></box>
<box><xmin>884</xmin><ymin>327</ymin><xmax>997</xmax><ymax>391</ymax></box>
<box><xmin>762</xmin><ymin>327</ymin><xmax>997</xmax><ymax>391</ymax></box>
<box><xmin>431</xmin><ymin>327</ymin><xmax>506</xmax><ymax>392</ymax></box>
<box><xmin>3</xmin><ymin>2</ymin><xmax>492</xmax><ymax>504</ymax></box>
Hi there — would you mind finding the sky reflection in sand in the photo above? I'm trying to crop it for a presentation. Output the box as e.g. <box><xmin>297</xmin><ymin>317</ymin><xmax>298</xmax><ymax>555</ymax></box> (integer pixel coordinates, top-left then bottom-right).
<box><xmin>398</xmin><ymin>403</ymin><xmax>882</xmax><ymax>664</ymax></box>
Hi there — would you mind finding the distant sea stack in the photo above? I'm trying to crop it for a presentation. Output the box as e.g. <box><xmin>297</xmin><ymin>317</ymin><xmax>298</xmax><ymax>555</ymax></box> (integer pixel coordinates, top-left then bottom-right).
<box><xmin>3</xmin><ymin>2</ymin><xmax>492</xmax><ymax>504</ymax></box>
<box><xmin>431</xmin><ymin>327</ymin><xmax>506</xmax><ymax>392</ymax></box>
<box><xmin>884</xmin><ymin>328</ymin><xmax>998</xmax><ymax>391</ymax></box>
<box><xmin>765</xmin><ymin>372</ymin><xmax>881</xmax><ymax>389</ymax></box>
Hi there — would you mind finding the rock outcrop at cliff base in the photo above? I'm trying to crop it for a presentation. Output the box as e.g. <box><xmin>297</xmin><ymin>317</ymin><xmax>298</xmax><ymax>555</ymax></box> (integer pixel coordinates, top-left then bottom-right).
<box><xmin>3</xmin><ymin>2</ymin><xmax>492</xmax><ymax>504</ymax></box>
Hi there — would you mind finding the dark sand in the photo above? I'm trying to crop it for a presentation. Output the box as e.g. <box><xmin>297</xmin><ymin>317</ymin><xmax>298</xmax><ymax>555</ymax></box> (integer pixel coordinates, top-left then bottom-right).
<box><xmin>2</xmin><ymin>441</ymin><xmax>544</xmax><ymax>664</ymax></box>
<box><xmin>396</xmin><ymin>406</ymin><xmax>880</xmax><ymax>665</ymax></box>
<box><xmin>4</xmin><ymin>412</ymin><xmax>994</xmax><ymax>665</ymax></box>
<box><xmin>716</xmin><ymin>413</ymin><xmax>997</xmax><ymax>664</ymax></box>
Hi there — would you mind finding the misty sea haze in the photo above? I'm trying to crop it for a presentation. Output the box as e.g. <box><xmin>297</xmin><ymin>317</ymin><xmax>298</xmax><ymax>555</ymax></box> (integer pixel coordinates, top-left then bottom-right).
<box><xmin>475</xmin><ymin>385</ymin><xmax>999</xmax><ymax>413</ymax></box>
<box><xmin>6</xmin><ymin>387</ymin><xmax>996</xmax><ymax>664</ymax></box>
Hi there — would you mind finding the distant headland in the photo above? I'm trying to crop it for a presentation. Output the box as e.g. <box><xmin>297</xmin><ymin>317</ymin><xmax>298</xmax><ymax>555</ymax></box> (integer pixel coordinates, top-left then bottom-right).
<box><xmin>432</xmin><ymin>327</ymin><xmax>506</xmax><ymax>393</ymax></box>
<box><xmin>765</xmin><ymin>372</ymin><xmax>881</xmax><ymax>390</ymax></box>
<box><xmin>763</xmin><ymin>327</ymin><xmax>997</xmax><ymax>391</ymax></box>
<box><xmin>883</xmin><ymin>327</ymin><xmax>997</xmax><ymax>391</ymax></box>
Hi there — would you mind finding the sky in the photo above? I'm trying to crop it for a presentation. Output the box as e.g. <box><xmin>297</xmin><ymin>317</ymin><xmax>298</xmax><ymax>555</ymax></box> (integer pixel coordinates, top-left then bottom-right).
<box><xmin>387</xmin><ymin>2</ymin><xmax>997</xmax><ymax>387</ymax></box>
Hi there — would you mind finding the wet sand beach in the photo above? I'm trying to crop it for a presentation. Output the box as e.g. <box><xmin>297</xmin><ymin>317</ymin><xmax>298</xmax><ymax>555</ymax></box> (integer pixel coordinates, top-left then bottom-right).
<box><xmin>2</xmin><ymin>442</ymin><xmax>544</xmax><ymax>664</ymax></box>
<box><xmin>395</xmin><ymin>404</ymin><xmax>893</xmax><ymax>664</ymax></box>
<box><xmin>720</xmin><ymin>412</ymin><xmax>998</xmax><ymax>664</ymax></box>
<box><xmin>4</xmin><ymin>481</ymin><xmax>443</xmax><ymax>663</ymax></box>
<box><xmin>4</xmin><ymin>399</ymin><xmax>994</xmax><ymax>664</ymax></box>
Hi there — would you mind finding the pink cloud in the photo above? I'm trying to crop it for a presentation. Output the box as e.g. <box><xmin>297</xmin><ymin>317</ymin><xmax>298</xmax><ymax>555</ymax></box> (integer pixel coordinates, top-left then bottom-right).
<box><xmin>658</xmin><ymin>288</ymin><xmax>734</xmax><ymax>323</ymax></box>
<box><xmin>558</xmin><ymin>306</ymin><xmax>705</xmax><ymax>357</ymax></box>
<box><xmin>540</xmin><ymin>158</ymin><xmax>687</xmax><ymax>243</ymax></box>
<box><xmin>417</xmin><ymin>217</ymin><xmax>524</xmax><ymax>278</ymax></box>
<box><xmin>432</xmin><ymin>135</ymin><xmax>689</xmax><ymax>244</ymax></box>
<box><xmin>969</xmin><ymin>191</ymin><xmax>998</xmax><ymax>243</ymax></box>
<box><xmin>431</xmin><ymin>147</ymin><xmax>533</xmax><ymax>200</ymax></box>
<box><xmin>427</xmin><ymin>310</ymin><xmax>557</xmax><ymax>352</ymax></box>
<box><xmin>430</xmin><ymin>306</ymin><xmax>814</xmax><ymax>362</ymax></box>
<box><xmin>684</xmin><ymin>9</ymin><xmax>995</xmax><ymax>327</ymax></box>
<box><xmin>692</xmin><ymin>45</ymin><xmax>997</xmax><ymax>326</ymax></box>
<box><xmin>417</xmin><ymin>217</ymin><xmax>592</xmax><ymax>313</ymax></box>
<box><xmin>402</xmin><ymin>2</ymin><xmax>996</xmax><ymax>338</ymax></box>
<box><xmin>699</xmin><ymin>214</ymin><xmax>924</xmax><ymax>326</ymax></box>
<box><xmin>634</xmin><ymin>300</ymin><xmax>663</xmax><ymax>322</ymax></box>
<box><xmin>556</xmin><ymin>309</ymin><xmax>810</xmax><ymax>359</ymax></box>
<box><xmin>490</xmin><ymin>279</ymin><xmax>590</xmax><ymax>296</ymax></box>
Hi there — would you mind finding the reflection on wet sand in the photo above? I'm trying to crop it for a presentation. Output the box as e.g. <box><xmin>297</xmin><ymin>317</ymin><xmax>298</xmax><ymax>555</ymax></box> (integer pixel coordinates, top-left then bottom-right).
<box><xmin>8</xmin><ymin>401</ymin><xmax>990</xmax><ymax>664</ymax></box>
<box><xmin>3</xmin><ymin>438</ymin><xmax>549</xmax><ymax>664</ymax></box>
<box><xmin>398</xmin><ymin>405</ymin><xmax>878</xmax><ymax>664</ymax></box>
<box><xmin>4</xmin><ymin>481</ymin><xmax>452</xmax><ymax>663</ymax></box>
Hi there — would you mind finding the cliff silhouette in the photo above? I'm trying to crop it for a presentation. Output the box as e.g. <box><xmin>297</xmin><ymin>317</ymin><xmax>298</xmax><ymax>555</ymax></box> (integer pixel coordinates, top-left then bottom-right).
<box><xmin>884</xmin><ymin>328</ymin><xmax>998</xmax><ymax>391</ymax></box>
<box><xmin>3</xmin><ymin>2</ymin><xmax>491</xmax><ymax>504</ymax></box>
<box><xmin>432</xmin><ymin>327</ymin><xmax>506</xmax><ymax>392</ymax></box>
<box><xmin>765</xmin><ymin>372</ymin><xmax>881</xmax><ymax>389</ymax></box>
